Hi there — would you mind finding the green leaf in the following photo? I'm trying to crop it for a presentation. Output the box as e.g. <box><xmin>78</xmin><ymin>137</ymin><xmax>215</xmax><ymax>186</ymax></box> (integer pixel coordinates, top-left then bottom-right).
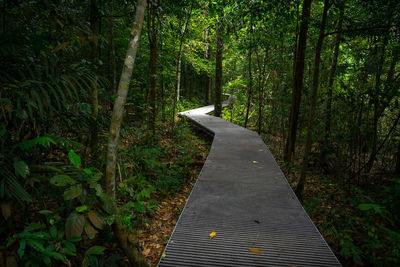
<box><xmin>46</xmin><ymin>251</ymin><xmax>67</xmax><ymax>262</ymax></box>
<box><xmin>65</xmin><ymin>212</ymin><xmax>85</xmax><ymax>240</ymax></box>
<box><xmin>85</xmin><ymin>245</ymin><xmax>106</xmax><ymax>256</ymax></box>
<box><xmin>1</xmin><ymin>202</ymin><xmax>11</xmax><ymax>220</ymax></box>
<box><xmin>76</xmin><ymin>205</ymin><xmax>88</xmax><ymax>213</ymax></box>
<box><xmin>64</xmin><ymin>185</ymin><xmax>82</xmax><ymax>201</ymax></box>
<box><xmin>88</xmin><ymin>172</ymin><xmax>102</xmax><ymax>185</ymax></box>
<box><xmin>358</xmin><ymin>203</ymin><xmax>382</xmax><ymax>213</ymax></box>
<box><xmin>28</xmin><ymin>239</ymin><xmax>45</xmax><ymax>252</ymax></box>
<box><xmin>68</xmin><ymin>150</ymin><xmax>81</xmax><ymax>167</ymax></box>
<box><xmin>61</xmin><ymin>241</ymin><xmax>76</xmax><ymax>256</ymax></box>
<box><xmin>43</xmin><ymin>255</ymin><xmax>51</xmax><ymax>266</ymax></box>
<box><xmin>38</xmin><ymin>210</ymin><xmax>54</xmax><ymax>215</ymax></box>
<box><xmin>0</xmin><ymin>126</ymin><xmax>6</xmax><ymax>137</ymax></box>
<box><xmin>15</xmin><ymin>136</ymin><xmax>56</xmax><ymax>150</ymax></box>
<box><xmin>17</xmin><ymin>239</ymin><xmax>26</xmax><ymax>258</ymax></box>
<box><xmin>14</xmin><ymin>160</ymin><xmax>29</xmax><ymax>178</ymax></box>
<box><xmin>84</xmin><ymin>168</ymin><xmax>93</xmax><ymax>175</ymax></box>
<box><xmin>50</xmin><ymin>175</ymin><xmax>77</xmax><ymax>187</ymax></box>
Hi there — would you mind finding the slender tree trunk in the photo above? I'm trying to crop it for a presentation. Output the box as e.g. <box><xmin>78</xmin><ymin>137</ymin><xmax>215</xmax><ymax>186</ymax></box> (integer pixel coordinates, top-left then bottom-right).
<box><xmin>214</xmin><ymin>12</ymin><xmax>224</xmax><ymax>117</ymax></box>
<box><xmin>172</xmin><ymin>7</ymin><xmax>192</xmax><ymax>126</ymax></box>
<box><xmin>147</xmin><ymin>2</ymin><xmax>157</xmax><ymax>133</ymax></box>
<box><xmin>89</xmin><ymin>0</ymin><xmax>100</xmax><ymax>159</ymax></box>
<box><xmin>284</xmin><ymin>0</ymin><xmax>312</xmax><ymax>162</ymax></box>
<box><xmin>255</xmin><ymin>47</ymin><xmax>268</xmax><ymax>135</ymax></box>
<box><xmin>325</xmin><ymin>5</ymin><xmax>344</xmax><ymax>145</ymax></box>
<box><xmin>244</xmin><ymin>19</ymin><xmax>253</xmax><ymax>128</ymax></box>
<box><xmin>296</xmin><ymin>0</ymin><xmax>329</xmax><ymax>201</ymax></box>
<box><xmin>109</xmin><ymin>0</ymin><xmax>117</xmax><ymax>92</ymax></box>
<box><xmin>104</xmin><ymin>1</ymin><xmax>147</xmax><ymax>265</ymax></box>
<box><xmin>204</xmin><ymin>27</ymin><xmax>211</xmax><ymax>104</ymax></box>
<box><xmin>396</xmin><ymin>140</ymin><xmax>400</xmax><ymax>175</ymax></box>
<box><xmin>293</xmin><ymin>0</ymin><xmax>300</xmax><ymax>77</ymax></box>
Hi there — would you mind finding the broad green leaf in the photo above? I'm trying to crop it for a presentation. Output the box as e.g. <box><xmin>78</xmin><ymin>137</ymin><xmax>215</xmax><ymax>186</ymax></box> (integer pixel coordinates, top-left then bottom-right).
<box><xmin>38</xmin><ymin>210</ymin><xmax>53</xmax><ymax>215</ymax></box>
<box><xmin>88</xmin><ymin>172</ymin><xmax>102</xmax><ymax>185</ymax></box>
<box><xmin>17</xmin><ymin>239</ymin><xmax>26</xmax><ymax>258</ymax></box>
<box><xmin>1</xmin><ymin>202</ymin><xmax>11</xmax><ymax>220</ymax></box>
<box><xmin>14</xmin><ymin>160</ymin><xmax>29</xmax><ymax>178</ymax></box>
<box><xmin>85</xmin><ymin>245</ymin><xmax>106</xmax><ymax>256</ymax></box>
<box><xmin>76</xmin><ymin>205</ymin><xmax>88</xmax><ymax>213</ymax></box>
<box><xmin>50</xmin><ymin>175</ymin><xmax>76</xmax><ymax>187</ymax></box>
<box><xmin>64</xmin><ymin>185</ymin><xmax>82</xmax><ymax>201</ymax></box>
<box><xmin>28</xmin><ymin>239</ymin><xmax>45</xmax><ymax>252</ymax></box>
<box><xmin>68</xmin><ymin>150</ymin><xmax>81</xmax><ymax>167</ymax></box>
<box><xmin>46</xmin><ymin>251</ymin><xmax>67</xmax><ymax>262</ymax></box>
<box><xmin>65</xmin><ymin>212</ymin><xmax>85</xmax><ymax>240</ymax></box>
<box><xmin>358</xmin><ymin>203</ymin><xmax>382</xmax><ymax>213</ymax></box>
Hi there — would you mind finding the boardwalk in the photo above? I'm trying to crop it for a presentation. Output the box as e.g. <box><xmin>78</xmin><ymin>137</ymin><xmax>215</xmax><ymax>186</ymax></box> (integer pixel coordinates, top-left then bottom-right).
<box><xmin>158</xmin><ymin>97</ymin><xmax>341</xmax><ymax>266</ymax></box>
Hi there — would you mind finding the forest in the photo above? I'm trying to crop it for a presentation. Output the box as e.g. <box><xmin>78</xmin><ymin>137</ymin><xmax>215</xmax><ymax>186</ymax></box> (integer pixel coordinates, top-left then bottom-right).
<box><xmin>0</xmin><ymin>0</ymin><xmax>399</xmax><ymax>266</ymax></box>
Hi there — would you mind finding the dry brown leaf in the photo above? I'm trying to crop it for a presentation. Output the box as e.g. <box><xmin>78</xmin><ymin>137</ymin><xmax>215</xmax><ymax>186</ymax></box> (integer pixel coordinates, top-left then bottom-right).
<box><xmin>142</xmin><ymin>248</ymin><xmax>151</xmax><ymax>257</ymax></box>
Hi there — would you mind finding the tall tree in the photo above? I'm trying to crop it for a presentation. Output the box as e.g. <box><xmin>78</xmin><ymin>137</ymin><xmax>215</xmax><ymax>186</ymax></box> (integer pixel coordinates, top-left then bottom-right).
<box><xmin>89</xmin><ymin>0</ymin><xmax>100</xmax><ymax>159</ymax></box>
<box><xmin>104</xmin><ymin>0</ymin><xmax>148</xmax><ymax>265</ymax></box>
<box><xmin>204</xmin><ymin>25</ymin><xmax>211</xmax><ymax>104</ymax></box>
<box><xmin>284</xmin><ymin>0</ymin><xmax>312</xmax><ymax>162</ymax></box>
<box><xmin>147</xmin><ymin>0</ymin><xmax>158</xmax><ymax>133</ymax></box>
<box><xmin>244</xmin><ymin>16</ymin><xmax>253</xmax><ymax>128</ymax></box>
<box><xmin>214</xmin><ymin>7</ymin><xmax>224</xmax><ymax>117</ymax></box>
<box><xmin>296</xmin><ymin>0</ymin><xmax>329</xmax><ymax>201</ymax></box>
<box><xmin>172</xmin><ymin>5</ymin><xmax>192</xmax><ymax>125</ymax></box>
<box><xmin>324</xmin><ymin>4</ymin><xmax>344</xmax><ymax>146</ymax></box>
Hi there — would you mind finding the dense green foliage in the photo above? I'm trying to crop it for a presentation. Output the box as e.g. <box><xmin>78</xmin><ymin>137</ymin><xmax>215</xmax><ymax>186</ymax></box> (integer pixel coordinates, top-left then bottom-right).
<box><xmin>1</xmin><ymin>0</ymin><xmax>399</xmax><ymax>265</ymax></box>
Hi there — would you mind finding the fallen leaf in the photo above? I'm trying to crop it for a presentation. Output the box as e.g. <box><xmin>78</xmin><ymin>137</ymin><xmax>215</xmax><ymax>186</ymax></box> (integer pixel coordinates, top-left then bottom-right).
<box><xmin>209</xmin><ymin>232</ymin><xmax>216</xmax><ymax>239</ymax></box>
<box><xmin>254</xmin><ymin>220</ymin><xmax>260</xmax><ymax>224</ymax></box>
<box><xmin>291</xmin><ymin>196</ymin><xmax>295</xmax><ymax>200</ymax></box>
<box><xmin>279</xmin><ymin>248</ymin><xmax>287</xmax><ymax>253</ymax></box>
<box><xmin>143</xmin><ymin>248</ymin><xmax>151</xmax><ymax>256</ymax></box>
<box><xmin>252</xmin><ymin>161</ymin><xmax>258</xmax><ymax>164</ymax></box>
<box><xmin>249</xmin><ymin>248</ymin><xmax>262</xmax><ymax>253</ymax></box>
<box><xmin>162</xmin><ymin>253</ymin><xmax>166</xmax><ymax>258</ymax></box>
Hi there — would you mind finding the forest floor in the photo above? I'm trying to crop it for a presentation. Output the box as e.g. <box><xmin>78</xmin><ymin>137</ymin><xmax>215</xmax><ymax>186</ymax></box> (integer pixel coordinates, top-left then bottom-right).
<box><xmin>133</xmin><ymin>122</ymin><xmax>211</xmax><ymax>266</ymax></box>
<box><xmin>263</xmin><ymin>133</ymin><xmax>399</xmax><ymax>266</ymax></box>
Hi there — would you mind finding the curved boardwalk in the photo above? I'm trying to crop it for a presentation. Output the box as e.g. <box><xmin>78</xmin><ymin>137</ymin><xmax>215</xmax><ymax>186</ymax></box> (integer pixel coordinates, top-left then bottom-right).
<box><xmin>158</xmin><ymin>97</ymin><xmax>341</xmax><ymax>266</ymax></box>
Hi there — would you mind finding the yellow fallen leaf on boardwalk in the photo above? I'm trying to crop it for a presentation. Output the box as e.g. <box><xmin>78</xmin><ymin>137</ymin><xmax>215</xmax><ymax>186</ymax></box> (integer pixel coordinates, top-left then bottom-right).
<box><xmin>162</xmin><ymin>253</ymin><xmax>166</xmax><ymax>258</ymax></box>
<box><xmin>248</xmin><ymin>248</ymin><xmax>262</xmax><ymax>253</ymax></box>
<box><xmin>252</xmin><ymin>161</ymin><xmax>258</xmax><ymax>164</ymax></box>
<box><xmin>209</xmin><ymin>232</ymin><xmax>216</xmax><ymax>239</ymax></box>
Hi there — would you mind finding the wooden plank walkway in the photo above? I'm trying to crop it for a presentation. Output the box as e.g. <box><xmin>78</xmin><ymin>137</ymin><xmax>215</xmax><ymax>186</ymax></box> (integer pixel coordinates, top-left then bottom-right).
<box><xmin>158</xmin><ymin>97</ymin><xmax>341</xmax><ymax>266</ymax></box>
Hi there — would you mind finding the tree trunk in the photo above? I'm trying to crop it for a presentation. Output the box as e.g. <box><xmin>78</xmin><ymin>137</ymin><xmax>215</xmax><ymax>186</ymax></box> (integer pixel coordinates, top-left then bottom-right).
<box><xmin>284</xmin><ymin>0</ymin><xmax>312</xmax><ymax>162</ymax></box>
<box><xmin>172</xmin><ymin>6</ymin><xmax>192</xmax><ymax>126</ymax></box>
<box><xmin>89</xmin><ymin>0</ymin><xmax>100</xmax><ymax>160</ymax></box>
<box><xmin>109</xmin><ymin>0</ymin><xmax>117</xmax><ymax>92</ymax></box>
<box><xmin>325</xmin><ymin>5</ymin><xmax>344</xmax><ymax>145</ymax></box>
<box><xmin>147</xmin><ymin>1</ymin><xmax>157</xmax><ymax>134</ymax></box>
<box><xmin>204</xmin><ymin>27</ymin><xmax>211</xmax><ymax>104</ymax></box>
<box><xmin>255</xmin><ymin>47</ymin><xmax>268</xmax><ymax>135</ymax></box>
<box><xmin>396</xmin><ymin>140</ymin><xmax>400</xmax><ymax>175</ymax></box>
<box><xmin>296</xmin><ymin>0</ymin><xmax>329</xmax><ymax>201</ymax></box>
<box><xmin>244</xmin><ymin>19</ymin><xmax>253</xmax><ymax>128</ymax></box>
<box><xmin>104</xmin><ymin>1</ymin><xmax>147</xmax><ymax>265</ymax></box>
<box><xmin>214</xmin><ymin>12</ymin><xmax>224</xmax><ymax>117</ymax></box>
